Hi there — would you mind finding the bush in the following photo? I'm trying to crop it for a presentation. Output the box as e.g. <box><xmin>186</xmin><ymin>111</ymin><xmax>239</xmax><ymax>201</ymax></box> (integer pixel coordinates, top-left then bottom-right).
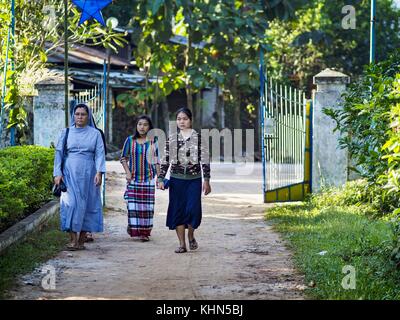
<box><xmin>0</xmin><ymin>146</ymin><xmax>54</xmax><ymax>232</ymax></box>
<box><xmin>324</xmin><ymin>50</ymin><xmax>400</xmax><ymax>215</ymax></box>
<box><xmin>308</xmin><ymin>180</ymin><xmax>399</xmax><ymax>217</ymax></box>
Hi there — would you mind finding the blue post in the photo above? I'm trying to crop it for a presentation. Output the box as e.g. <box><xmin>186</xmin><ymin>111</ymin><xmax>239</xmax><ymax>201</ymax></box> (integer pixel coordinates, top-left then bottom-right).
<box><xmin>102</xmin><ymin>60</ymin><xmax>107</xmax><ymax>207</ymax></box>
<box><xmin>0</xmin><ymin>0</ymin><xmax>14</xmax><ymax>145</ymax></box>
<box><xmin>370</xmin><ymin>0</ymin><xmax>376</xmax><ymax>64</ymax></box>
<box><xmin>0</xmin><ymin>27</ymin><xmax>11</xmax><ymax>142</ymax></box>
<box><xmin>259</xmin><ymin>49</ymin><xmax>266</xmax><ymax>197</ymax></box>
<box><xmin>9</xmin><ymin>0</ymin><xmax>15</xmax><ymax>145</ymax></box>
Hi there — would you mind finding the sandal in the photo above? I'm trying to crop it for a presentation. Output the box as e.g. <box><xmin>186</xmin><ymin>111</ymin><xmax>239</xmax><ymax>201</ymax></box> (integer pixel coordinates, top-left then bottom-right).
<box><xmin>174</xmin><ymin>247</ymin><xmax>187</xmax><ymax>253</ymax></box>
<box><xmin>84</xmin><ymin>233</ymin><xmax>94</xmax><ymax>242</ymax></box>
<box><xmin>140</xmin><ymin>236</ymin><xmax>150</xmax><ymax>242</ymax></box>
<box><xmin>189</xmin><ymin>238</ymin><xmax>198</xmax><ymax>250</ymax></box>
<box><xmin>66</xmin><ymin>243</ymin><xmax>86</xmax><ymax>251</ymax></box>
<box><xmin>66</xmin><ymin>243</ymin><xmax>78</xmax><ymax>251</ymax></box>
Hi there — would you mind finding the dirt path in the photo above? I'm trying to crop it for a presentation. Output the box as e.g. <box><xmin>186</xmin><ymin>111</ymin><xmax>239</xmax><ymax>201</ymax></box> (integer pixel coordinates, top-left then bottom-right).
<box><xmin>8</xmin><ymin>162</ymin><xmax>305</xmax><ymax>300</ymax></box>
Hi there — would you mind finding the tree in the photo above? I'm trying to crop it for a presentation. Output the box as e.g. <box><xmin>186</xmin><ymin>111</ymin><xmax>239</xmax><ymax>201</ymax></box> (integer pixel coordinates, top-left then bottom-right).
<box><xmin>0</xmin><ymin>0</ymin><xmax>127</xmax><ymax>146</ymax></box>
<box><xmin>119</xmin><ymin>0</ymin><xmax>304</xmax><ymax>131</ymax></box>
<box><xmin>265</xmin><ymin>0</ymin><xmax>400</xmax><ymax>94</ymax></box>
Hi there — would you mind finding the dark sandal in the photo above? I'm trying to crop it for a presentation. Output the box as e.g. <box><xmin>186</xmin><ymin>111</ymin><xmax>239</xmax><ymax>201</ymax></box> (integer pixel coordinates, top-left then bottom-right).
<box><xmin>189</xmin><ymin>239</ymin><xmax>198</xmax><ymax>250</ymax></box>
<box><xmin>66</xmin><ymin>243</ymin><xmax>85</xmax><ymax>251</ymax></box>
<box><xmin>84</xmin><ymin>233</ymin><xmax>94</xmax><ymax>242</ymax></box>
<box><xmin>175</xmin><ymin>247</ymin><xmax>187</xmax><ymax>253</ymax></box>
<box><xmin>66</xmin><ymin>244</ymin><xmax>78</xmax><ymax>251</ymax></box>
<box><xmin>77</xmin><ymin>244</ymin><xmax>86</xmax><ymax>250</ymax></box>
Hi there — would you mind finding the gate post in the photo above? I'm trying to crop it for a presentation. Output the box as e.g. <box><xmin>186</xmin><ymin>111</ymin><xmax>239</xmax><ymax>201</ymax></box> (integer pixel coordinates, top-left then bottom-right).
<box><xmin>33</xmin><ymin>74</ymin><xmax>72</xmax><ymax>147</ymax></box>
<box><xmin>312</xmin><ymin>68</ymin><xmax>350</xmax><ymax>192</ymax></box>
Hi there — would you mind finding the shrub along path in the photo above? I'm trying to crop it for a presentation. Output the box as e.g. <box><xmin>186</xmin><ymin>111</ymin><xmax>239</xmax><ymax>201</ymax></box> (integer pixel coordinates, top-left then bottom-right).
<box><xmin>8</xmin><ymin>162</ymin><xmax>305</xmax><ymax>300</ymax></box>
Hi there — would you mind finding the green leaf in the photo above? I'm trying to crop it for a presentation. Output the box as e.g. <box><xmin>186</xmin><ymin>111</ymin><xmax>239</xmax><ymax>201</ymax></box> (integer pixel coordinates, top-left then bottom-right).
<box><xmin>152</xmin><ymin>0</ymin><xmax>165</xmax><ymax>15</ymax></box>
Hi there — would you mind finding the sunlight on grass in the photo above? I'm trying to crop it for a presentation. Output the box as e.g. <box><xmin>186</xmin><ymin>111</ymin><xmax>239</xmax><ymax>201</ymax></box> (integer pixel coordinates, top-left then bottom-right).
<box><xmin>266</xmin><ymin>202</ymin><xmax>400</xmax><ymax>300</ymax></box>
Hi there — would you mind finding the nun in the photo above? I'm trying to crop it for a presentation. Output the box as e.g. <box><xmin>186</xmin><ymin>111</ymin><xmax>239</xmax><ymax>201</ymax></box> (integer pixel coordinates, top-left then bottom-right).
<box><xmin>53</xmin><ymin>103</ymin><xmax>106</xmax><ymax>250</ymax></box>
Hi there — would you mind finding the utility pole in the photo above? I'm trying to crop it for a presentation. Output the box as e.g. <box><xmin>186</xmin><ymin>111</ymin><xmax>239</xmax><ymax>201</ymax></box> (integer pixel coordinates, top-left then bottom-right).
<box><xmin>64</xmin><ymin>0</ymin><xmax>69</xmax><ymax>126</ymax></box>
<box><xmin>370</xmin><ymin>0</ymin><xmax>376</xmax><ymax>63</ymax></box>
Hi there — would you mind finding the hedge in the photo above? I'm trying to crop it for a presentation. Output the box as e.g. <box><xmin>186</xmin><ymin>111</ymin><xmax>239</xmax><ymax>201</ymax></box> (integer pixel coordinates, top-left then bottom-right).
<box><xmin>0</xmin><ymin>146</ymin><xmax>54</xmax><ymax>232</ymax></box>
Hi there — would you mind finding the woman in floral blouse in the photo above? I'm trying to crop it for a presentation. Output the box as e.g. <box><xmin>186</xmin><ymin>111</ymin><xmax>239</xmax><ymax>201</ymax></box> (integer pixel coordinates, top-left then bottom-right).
<box><xmin>157</xmin><ymin>107</ymin><xmax>211</xmax><ymax>253</ymax></box>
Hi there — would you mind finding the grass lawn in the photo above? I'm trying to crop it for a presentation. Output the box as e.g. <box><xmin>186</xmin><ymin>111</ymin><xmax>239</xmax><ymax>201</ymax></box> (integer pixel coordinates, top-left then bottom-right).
<box><xmin>266</xmin><ymin>202</ymin><xmax>400</xmax><ymax>300</ymax></box>
<box><xmin>0</xmin><ymin>215</ymin><xmax>68</xmax><ymax>299</ymax></box>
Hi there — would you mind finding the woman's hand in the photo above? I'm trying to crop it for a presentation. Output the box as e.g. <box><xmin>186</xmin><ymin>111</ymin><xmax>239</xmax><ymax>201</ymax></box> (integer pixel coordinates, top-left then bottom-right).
<box><xmin>126</xmin><ymin>172</ymin><xmax>132</xmax><ymax>182</ymax></box>
<box><xmin>54</xmin><ymin>176</ymin><xmax>63</xmax><ymax>186</ymax></box>
<box><xmin>203</xmin><ymin>180</ymin><xmax>211</xmax><ymax>195</ymax></box>
<box><xmin>94</xmin><ymin>172</ymin><xmax>102</xmax><ymax>186</ymax></box>
<box><xmin>157</xmin><ymin>181</ymin><xmax>165</xmax><ymax>190</ymax></box>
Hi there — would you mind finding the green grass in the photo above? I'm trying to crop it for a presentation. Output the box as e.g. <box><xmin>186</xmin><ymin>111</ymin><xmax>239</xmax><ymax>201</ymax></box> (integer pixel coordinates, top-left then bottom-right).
<box><xmin>266</xmin><ymin>202</ymin><xmax>400</xmax><ymax>300</ymax></box>
<box><xmin>0</xmin><ymin>215</ymin><xmax>68</xmax><ymax>299</ymax></box>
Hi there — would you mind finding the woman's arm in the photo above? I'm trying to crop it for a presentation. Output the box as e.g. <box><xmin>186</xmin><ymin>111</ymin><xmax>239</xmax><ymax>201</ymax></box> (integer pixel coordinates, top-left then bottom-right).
<box><xmin>120</xmin><ymin>136</ymin><xmax>132</xmax><ymax>181</ymax></box>
<box><xmin>94</xmin><ymin>130</ymin><xmax>106</xmax><ymax>173</ymax></box>
<box><xmin>200</xmin><ymin>133</ymin><xmax>211</xmax><ymax>195</ymax></box>
<box><xmin>53</xmin><ymin>129</ymin><xmax>66</xmax><ymax>184</ymax></box>
<box><xmin>157</xmin><ymin>138</ymin><xmax>170</xmax><ymax>190</ymax></box>
<box><xmin>94</xmin><ymin>131</ymin><xmax>106</xmax><ymax>186</ymax></box>
<box><xmin>158</xmin><ymin>137</ymin><xmax>170</xmax><ymax>181</ymax></box>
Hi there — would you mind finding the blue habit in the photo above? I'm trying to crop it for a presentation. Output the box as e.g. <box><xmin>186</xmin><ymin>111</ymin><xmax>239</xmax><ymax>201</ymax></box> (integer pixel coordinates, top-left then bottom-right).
<box><xmin>53</xmin><ymin>111</ymin><xmax>106</xmax><ymax>233</ymax></box>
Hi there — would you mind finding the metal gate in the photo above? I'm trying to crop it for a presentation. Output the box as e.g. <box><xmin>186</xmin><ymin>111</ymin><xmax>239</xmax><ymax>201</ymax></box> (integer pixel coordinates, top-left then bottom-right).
<box><xmin>72</xmin><ymin>84</ymin><xmax>106</xmax><ymax>132</ymax></box>
<box><xmin>260</xmin><ymin>72</ymin><xmax>312</xmax><ymax>203</ymax></box>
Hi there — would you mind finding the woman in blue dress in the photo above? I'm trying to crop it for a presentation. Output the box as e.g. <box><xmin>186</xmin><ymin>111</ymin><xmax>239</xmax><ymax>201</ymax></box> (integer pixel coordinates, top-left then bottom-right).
<box><xmin>53</xmin><ymin>103</ymin><xmax>106</xmax><ymax>250</ymax></box>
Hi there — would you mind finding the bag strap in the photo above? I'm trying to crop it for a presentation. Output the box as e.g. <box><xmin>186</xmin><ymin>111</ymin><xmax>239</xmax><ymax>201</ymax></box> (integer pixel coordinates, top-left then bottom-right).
<box><xmin>61</xmin><ymin>128</ymin><xmax>69</xmax><ymax>175</ymax></box>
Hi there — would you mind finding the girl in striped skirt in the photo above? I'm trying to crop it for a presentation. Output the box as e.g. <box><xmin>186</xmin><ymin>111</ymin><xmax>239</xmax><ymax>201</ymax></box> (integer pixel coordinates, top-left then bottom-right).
<box><xmin>120</xmin><ymin>115</ymin><xmax>160</xmax><ymax>241</ymax></box>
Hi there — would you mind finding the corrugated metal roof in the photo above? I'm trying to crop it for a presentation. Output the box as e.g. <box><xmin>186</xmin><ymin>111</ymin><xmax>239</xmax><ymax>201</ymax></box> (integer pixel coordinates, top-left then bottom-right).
<box><xmin>46</xmin><ymin>43</ymin><xmax>131</xmax><ymax>67</ymax></box>
<box><xmin>52</xmin><ymin>67</ymin><xmax>146</xmax><ymax>89</ymax></box>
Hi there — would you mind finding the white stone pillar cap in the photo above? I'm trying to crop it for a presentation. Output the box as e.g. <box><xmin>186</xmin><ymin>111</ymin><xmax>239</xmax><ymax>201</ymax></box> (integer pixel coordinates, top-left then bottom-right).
<box><xmin>313</xmin><ymin>68</ymin><xmax>350</xmax><ymax>85</ymax></box>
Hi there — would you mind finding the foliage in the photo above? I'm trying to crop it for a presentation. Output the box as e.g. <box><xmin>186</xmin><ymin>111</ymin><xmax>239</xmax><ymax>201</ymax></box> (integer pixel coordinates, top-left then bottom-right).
<box><xmin>118</xmin><ymin>0</ymin><xmax>307</xmax><ymax>127</ymax></box>
<box><xmin>0</xmin><ymin>146</ymin><xmax>54</xmax><ymax>232</ymax></box>
<box><xmin>265</xmin><ymin>0</ymin><xmax>400</xmax><ymax>93</ymax></box>
<box><xmin>0</xmin><ymin>0</ymin><xmax>127</xmax><ymax>145</ymax></box>
<box><xmin>0</xmin><ymin>215</ymin><xmax>67</xmax><ymax>299</ymax></box>
<box><xmin>265</xmin><ymin>2</ymin><xmax>329</xmax><ymax>91</ymax></box>
<box><xmin>323</xmin><ymin>50</ymin><xmax>400</xmax><ymax>222</ymax></box>
<box><xmin>324</xmin><ymin>51</ymin><xmax>400</xmax><ymax>184</ymax></box>
<box><xmin>266</xmin><ymin>183</ymin><xmax>400</xmax><ymax>299</ymax></box>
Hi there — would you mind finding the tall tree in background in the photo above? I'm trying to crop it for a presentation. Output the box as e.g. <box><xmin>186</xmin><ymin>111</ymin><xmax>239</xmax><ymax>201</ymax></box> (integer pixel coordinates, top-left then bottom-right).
<box><xmin>266</xmin><ymin>0</ymin><xmax>400</xmax><ymax>93</ymax></box>
<box><xmin>0</xmin><ymin>0</ymin><xmax>126</xmax><ymax>146</ymax></box>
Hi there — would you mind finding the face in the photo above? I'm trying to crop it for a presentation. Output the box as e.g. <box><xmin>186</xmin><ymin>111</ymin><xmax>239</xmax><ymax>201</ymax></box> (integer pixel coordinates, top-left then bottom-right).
<box><xmin>176</xmin><ymin>112</ymin><xmax>191</xmax><ymax>130</ymax></box>
<box><xmin>137</xmin><ymin>119</ymin><xmax>150</xmax><ymax>136</ymax></box>
<box><xmin>74</xmin><ymin>107</ymin><xmax>89</xmax><ymax>127</ymax></box>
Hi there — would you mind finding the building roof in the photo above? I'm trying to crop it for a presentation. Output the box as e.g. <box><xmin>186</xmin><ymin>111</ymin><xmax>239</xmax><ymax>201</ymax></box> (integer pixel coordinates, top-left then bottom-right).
<box><xmin>51</xmin><ymin>67</ymin><xmax>146</xmax><ymax>89</ymax></box>
<box><xmin>46</xmin><ymin>43</ymin><xmax>132</xmax><ymax>68</ymax></box>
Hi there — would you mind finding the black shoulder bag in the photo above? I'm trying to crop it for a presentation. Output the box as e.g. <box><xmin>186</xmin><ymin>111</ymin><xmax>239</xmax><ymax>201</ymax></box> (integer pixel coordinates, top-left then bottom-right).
<box><xmin>52</xmin><ymin>128</ymin><xmax>69</xmax><ymax>197</ymax></box>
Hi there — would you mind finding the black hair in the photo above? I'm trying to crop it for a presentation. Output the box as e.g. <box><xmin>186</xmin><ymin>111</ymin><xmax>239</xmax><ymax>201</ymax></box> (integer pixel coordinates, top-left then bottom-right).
<box><xmin>133</xmin><ymin>115</ymin><xmax>154</xmax><ymax>140</ymax></box>
<box><xmin>74</xmin><ymin>103</ymin><xmax>90</xmax><ymax>115</ymax></box>
<box><xmin>176</xmin><ymin>107</ymin><xmax>192</xmax><ymax>121</ymax></box>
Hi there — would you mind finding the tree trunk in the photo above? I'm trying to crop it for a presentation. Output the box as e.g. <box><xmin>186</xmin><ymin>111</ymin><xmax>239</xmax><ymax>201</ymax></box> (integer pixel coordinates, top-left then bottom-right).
<box><xmin>161</xmin><ymin>98</ymin><xmax>170</xmax><ymax>135</ymax></box>
<box><xmin>215</xmin><ymin>86</ymin><xmax>221</xmax><ymax>129</ymax></box>
<box><xmin>231</xmin><ymin>80</ymin><xmax>241</xmax><ymax>130</ymax></box>
<box><xmin>153</xmin><ymin>74</ymin><xmax>159</xmax><ymax>128</ymax></box>
<box><xmin>145</xmin><ymin>66</ymin><xmax>149</xmax><ymax>114</ymax></box>
<box><xmin>106</xmin><ymin>50</ymin><xmax>111</xmax><ymax>144</ymax></box>
<box><xmin>184</xmin><ymin>5</ymin><xmax>193</xmax><ymax>112</ymax></box>
<box><xmin>194</xmin><ymin>91</ymin><xmax>201</xmax><ymax>129</ymax></box>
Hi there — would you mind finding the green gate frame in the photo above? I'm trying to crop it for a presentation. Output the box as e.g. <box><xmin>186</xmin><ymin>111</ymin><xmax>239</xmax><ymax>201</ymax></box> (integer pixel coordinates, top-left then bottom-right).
<box><xmin>260</xmin><ymin>57</ymin><xmax>312</xmax><ymax>203</ymax></box>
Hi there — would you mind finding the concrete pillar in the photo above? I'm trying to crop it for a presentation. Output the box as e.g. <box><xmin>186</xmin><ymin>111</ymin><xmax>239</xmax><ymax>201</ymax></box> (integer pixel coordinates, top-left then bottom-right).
<box><xmin>33</xmin><ymin>75</ymin><xmax>71</xmax><ymax>147</ymax></box>
<box><xmin>312</xmin><ymin>68</ymin><xmax>350</xmax><ymax>192</ymax></box>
